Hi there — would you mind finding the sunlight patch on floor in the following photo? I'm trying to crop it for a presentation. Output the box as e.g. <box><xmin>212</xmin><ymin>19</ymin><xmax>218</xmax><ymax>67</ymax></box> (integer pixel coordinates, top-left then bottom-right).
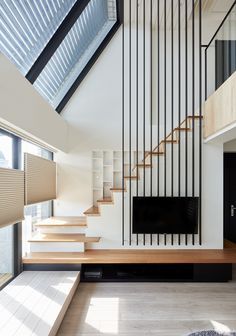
<box><xmin>85</xmin><ymin>297</ymin><xmax>119</xmax><ymax>334</ymax></box>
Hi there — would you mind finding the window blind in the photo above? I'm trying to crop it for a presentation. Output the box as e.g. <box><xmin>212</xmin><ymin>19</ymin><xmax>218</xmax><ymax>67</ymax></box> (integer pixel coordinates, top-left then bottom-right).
<box><xmin>0</xmin><ymin>167</ymin><xmax>24</xmax><ymax>228</ymax></box>
<box><xmin>24</xmin><ymin>153</ymin><xmax>56</xmax><ymax>205</ymax></box>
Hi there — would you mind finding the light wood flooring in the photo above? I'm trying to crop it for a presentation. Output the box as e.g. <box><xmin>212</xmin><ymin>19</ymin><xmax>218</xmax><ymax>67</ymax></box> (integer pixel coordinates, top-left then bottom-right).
<box><xmin>57</xmin><ymin>267</ymin><xmax>236</xmax><ymax>336</ymax></box>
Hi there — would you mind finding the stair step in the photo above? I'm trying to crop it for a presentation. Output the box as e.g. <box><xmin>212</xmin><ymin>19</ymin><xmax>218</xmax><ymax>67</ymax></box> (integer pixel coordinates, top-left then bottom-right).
<box><xmin>28</xmin><ymin>233</ymin><xmax>100</xmax><ymax>243</ymax></box>
<box><xmin>161</xmin><ymin>139</ymin><xmax>178</xmax><ymax>144</ymax></box>
<box><xmin>136</xmin><ymin>164</ymin><xmax>152</xmax><ymax>168</ymax></box>
<box><xmin>124</xmin><ymin>175</ymin><xmax>139</xmax><ymax>180</ymax></box>
<box><xmin>34</xmin><ymin>216</ymin><xmax>87</xmax><ymax>227</ymax></box>
<box><xmin>174</xmin><ymin>127</ymin><xmax>191</xmax><ymax>131</ymax></box>
<box><xmin>97</xmin><ymin>198</ymin><xmax>113</xmax><ymax>204</ymax></box>
<box><xmin>84</xmin><ymin>206</ymin><xmax>100</xmax><ymax>216</ymax></box>
<box><xmin>149</xmin><ymin>151</ymin><xmax>165</xmax><ymax>155</ymax></box>
<box><xmin>110</xmin><ymin>187</ymin><xmax>126</xmax><ymax>192</ymax></box>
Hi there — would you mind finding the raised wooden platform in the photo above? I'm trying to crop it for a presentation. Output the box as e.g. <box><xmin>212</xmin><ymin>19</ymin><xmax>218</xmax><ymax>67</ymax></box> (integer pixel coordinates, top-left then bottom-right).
<box><xmin>23</xmin><ymin>247</ymin><xmax>236</xmax><ymax>264</ymax></box>
<box><xmin>0</xmin><ymin>271</ymin><xmax>80</xmax><ymax>336</ymax></box>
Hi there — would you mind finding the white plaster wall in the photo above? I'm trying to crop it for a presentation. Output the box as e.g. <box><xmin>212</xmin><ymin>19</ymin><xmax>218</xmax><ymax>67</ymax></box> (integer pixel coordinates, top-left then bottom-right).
<box><xmin>224</xmin><ymin>139</ymin><xmax>236</xmax><ymax>152</ymax></box>
<box><xmin>0</xmin><ymin>54</ymin><xmax>68</xmax><ymax>152</ymax></box>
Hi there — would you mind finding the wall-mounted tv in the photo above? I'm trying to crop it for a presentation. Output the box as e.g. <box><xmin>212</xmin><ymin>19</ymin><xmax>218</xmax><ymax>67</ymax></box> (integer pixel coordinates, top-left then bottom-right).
<box><xmin>133</xmin><ymin>197</ymin><xmax>199</xmax><ymax>234</ymax></box>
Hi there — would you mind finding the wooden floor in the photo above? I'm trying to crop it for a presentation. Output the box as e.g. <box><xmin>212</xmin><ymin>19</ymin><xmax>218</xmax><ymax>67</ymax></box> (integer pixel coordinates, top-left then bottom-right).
<box><xmin>0</xmin><ymin>271</ymin><xmax>80</xmax><ymax>336</ymax></box>
<box><xmin>57</xmin><ymin>269</ymin><xmax>236</xmax><ymax>336</ymax></box>
<box><xmin>23</xmin><ymin>245</ymin><xmax>236</xmax><ymax>264</ymax></box>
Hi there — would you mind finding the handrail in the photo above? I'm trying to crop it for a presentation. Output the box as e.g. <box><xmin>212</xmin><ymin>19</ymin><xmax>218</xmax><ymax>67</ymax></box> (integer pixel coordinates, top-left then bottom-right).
<box><xmin>204</xmin><ymin>1</ymin><xmax>236</xmax><ymax>50</ymax></box>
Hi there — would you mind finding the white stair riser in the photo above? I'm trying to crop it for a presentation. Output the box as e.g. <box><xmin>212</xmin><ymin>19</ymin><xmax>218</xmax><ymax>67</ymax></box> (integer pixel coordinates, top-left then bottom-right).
<box><xmin>35</xmin><ymin>227</ymin><xmax>87</xmax><ymax>234</ymax></box>
<box><xmin>29</xmin><ymin>242</ymin><xmax>85</xmax><ymax>252</ymax></box>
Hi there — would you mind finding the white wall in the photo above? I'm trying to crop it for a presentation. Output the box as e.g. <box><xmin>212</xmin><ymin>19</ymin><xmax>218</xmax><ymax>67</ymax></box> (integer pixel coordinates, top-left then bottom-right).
<box><xmin>55</xmin><ymin>8</ymin><xmax>228</xmax><ymax>249</ymax></box>
<box><xmin>0</xmin><ymin>54</ymin><xmax>68</xmax><ymax>152</ymax></box>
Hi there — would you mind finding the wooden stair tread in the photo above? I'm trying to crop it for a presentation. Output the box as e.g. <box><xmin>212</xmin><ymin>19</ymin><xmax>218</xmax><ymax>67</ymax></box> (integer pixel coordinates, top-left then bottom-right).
<box><xmin>110</xmin><ymin>187</ymin><xmax>126</xmax><ymax>192</ymax></box>
<box><xmin>124</xmin><ymin>175</ymin><xmax>138</xmax><ymax>179</ymax></box>
<box><xmin>161</xmin><ymin>139</ymin><xmax>178</xmax><ymax>143</ymax></box>
<box><xmin>174</xmin><ymin>127</ymin><xmax>191</xmax><ymax>131</ymax></box>
<box><xmin>84</xmin><ymin>206</ymin><xmax>100</xmax><ymax>216</ymax></box>
<box><xmin>187</xmin><ymin>115</ymin><xmax>203</xmax><ymax>119</ymax></box>
<box><xmin>149</xmin><ymin>151</ymin><xmax>165</xmax><ymax>155</ymax></box>
<box><xmin>136</xmin><ymin>163</ymin><xmax>152</xmax><ymax>168</ymax></box>
<box><xmin>97</xmin><ymin>198</ymin><xmax>113</xmax><ymax>204</ymax></box>
<box><xmin>34</xmin><ymin>216</ymin><xmax>87</xmax><ymax>227</ymax></box>
<box><xmin>28</xmin><ymin>233</ymin><xmax>100</xmax><ymax>243</ymax></box>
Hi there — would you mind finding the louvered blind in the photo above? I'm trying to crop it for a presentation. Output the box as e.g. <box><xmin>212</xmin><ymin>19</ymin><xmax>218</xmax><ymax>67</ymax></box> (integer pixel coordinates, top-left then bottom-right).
<box><xmin>0</xmin><ymin>168</ymin><xmax>24</xmax><ymax>228</ymax></box>
<box><xmin>24</xmin><ymin>153</ymin><xmax>56</xmax><ymax>205</ymax></box>
<box><xmin>0</xmin><ymin>0</ymin><xmax>76</xmax><ymax>75</ymax></box>
<box><xmin>34</xmin><ymin>0</ymin><xmax>117</xmax><ymax>108</ymax></box>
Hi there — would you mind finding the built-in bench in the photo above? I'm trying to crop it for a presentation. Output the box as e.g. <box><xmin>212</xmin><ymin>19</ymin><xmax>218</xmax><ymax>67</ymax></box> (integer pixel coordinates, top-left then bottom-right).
<box><xmin>0</xmin><ymin>271</ymin><xmax>80</xmax><ymax>336</ymax></box>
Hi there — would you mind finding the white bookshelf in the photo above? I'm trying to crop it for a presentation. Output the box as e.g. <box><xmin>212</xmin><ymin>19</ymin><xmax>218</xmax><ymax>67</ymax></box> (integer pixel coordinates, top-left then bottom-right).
<box><xmin>92</xmin><ymin>150</ymin><xmax>141</xmax><ymax>206</ymax></box>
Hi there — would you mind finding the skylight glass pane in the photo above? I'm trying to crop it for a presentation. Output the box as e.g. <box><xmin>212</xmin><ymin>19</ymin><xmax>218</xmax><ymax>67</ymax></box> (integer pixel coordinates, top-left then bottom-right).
<box><xmin>34</xmin><ymin>0</ymin><xmax>117</xmax><ymax>109</ymax></box>
<box><xmin>0</xmin><ymin>0</ymin><xmax>76</xmax><ymax>75</ymax></box>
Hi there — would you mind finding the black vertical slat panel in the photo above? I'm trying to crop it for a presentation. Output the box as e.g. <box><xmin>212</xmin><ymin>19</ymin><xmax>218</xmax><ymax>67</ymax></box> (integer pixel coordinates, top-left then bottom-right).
<box><xmin>192</xmin><ymin>0</ymin><xmax>195</xmax><ymax>245</ymax></box>
<box><xmin>157</xmin><ymin>0</ymin><xmax>160</xmax><ymax>245</ymax></box>
<box><xmin>164</xmin><ymin>0</ymin><xmax>167</xmax><ymax>246</ymax></box>
<box><xmin>150</xmin><ymin>0</ymin><xmax>153</xmax><ymax>245</ymax></box>
<box><xmin>136</xmin><ymin>0</ymin><xmax>139</xmax><ymax>246</ymax></box>
<box><xmin>122</xmin><ymin>12</ymin><xmax>125</xmax><ymax>246</ymax></box>
<box><xmin>205</xmin><ymin>48</ymin><xmax>207</xmax><ymax>100</ymax></box>
<box><xmin>143</xmin><ymin>0</ymin><xmax>146</xmax><ymax>246</ymax></box>
<box><xmin>129</xmin><ymin>0</ymin><xmax>132</xmax><ymax>246</ymax></box>
<box><xmin>185</xmin><ymin>0</ymin><xmax>188</xmax><ymax>246</ymax></box>
<box><xmin>178</xmin><ymin>0</ymin><xmax>181</xmax><ymax>245</ymax></box>
<box><xmin>171</xmin><ymin>0</ymin><xmax>174</xmax><ymax>246</ymax></box>
<box><xmin>199</xmin><ymin>0</ymin><xmax>202</xmax><ymax>245</ymax></box>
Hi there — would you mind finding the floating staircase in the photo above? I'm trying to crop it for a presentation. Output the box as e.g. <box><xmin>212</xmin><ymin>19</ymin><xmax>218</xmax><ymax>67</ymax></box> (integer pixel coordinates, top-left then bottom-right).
<box><xmin>27</xmin><ymin>216</ymin><xmax>100</xmax><ymax>253</ymax></box>
<box><xmin>27</xmin><ymin>115</ymin><xmax>202</xmax><ymax>253</ymax></box>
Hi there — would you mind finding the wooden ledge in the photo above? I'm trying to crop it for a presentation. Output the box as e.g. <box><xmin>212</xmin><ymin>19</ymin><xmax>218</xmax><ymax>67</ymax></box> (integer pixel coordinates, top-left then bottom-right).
<box><xmin>23</xmin><ymin>248</ymin><xmax>236</xmax><ymax>264</ymax></box>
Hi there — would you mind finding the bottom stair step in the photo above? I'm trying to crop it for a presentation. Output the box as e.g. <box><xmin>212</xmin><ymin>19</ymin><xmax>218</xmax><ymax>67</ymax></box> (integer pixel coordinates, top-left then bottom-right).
<box><xmin>28</xmin><ymin>233</ymin><xmax>100</xmax><ymax>243</ymax></box>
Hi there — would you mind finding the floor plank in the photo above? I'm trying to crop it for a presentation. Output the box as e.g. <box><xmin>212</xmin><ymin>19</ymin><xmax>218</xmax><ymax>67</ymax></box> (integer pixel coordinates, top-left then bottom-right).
<box><xmin>57</xmin><ymin>279</ymin><xmax>236</xmax><ymax>336</ymax></box>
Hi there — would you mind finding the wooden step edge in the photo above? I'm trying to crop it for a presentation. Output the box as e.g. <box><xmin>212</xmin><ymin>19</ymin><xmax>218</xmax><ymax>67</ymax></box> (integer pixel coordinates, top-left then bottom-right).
<box><xmin>161</xmin><ymin>139</ymin><xmax>179</xmax><ymax>144</ymax></box>
<box><xmin>124</xmin><ymin>175</ymin><xmax>139</xmax><ymax>180</ymax></box>
<box><xmin>34</xmin><ymin>221</ymin><xmax>87</xmax><ymax>227</ymax></box>
<box><xmin>110</xmin><ymin>187</ymin><xmax>126</xmax><ymax>192</ymax></box>
<box><xmin>174</xmin><ymin>127</ymin><xmax>191</xmax><ymax>132</ymax></box>
<box><xmin>28</xmin><ymin>234</ymin><xmax>100</xmax><ymax>243</ymax></box>
<box><xmin>97</xmin><ymin>198</ymin><xmax>114</xmax><ymax>205</ymax></box>
<box><xmin>83</xmin><ymin>206</ymin><xmax>100</xmax><ymax>216</ymax></box>
<box><xmin>187</xmin><ymin>115</ymin><xmax>203</xmax><ymax>119</ymax></box>
<box><xmin>34</xmin><ymin>216</ymin><xmax>87</xmax><ymax>227</ymax></box>
<box><xmin>136</xmin><ymin>164</ymin><xmax>152</xmax><ymax>168</ymax></box>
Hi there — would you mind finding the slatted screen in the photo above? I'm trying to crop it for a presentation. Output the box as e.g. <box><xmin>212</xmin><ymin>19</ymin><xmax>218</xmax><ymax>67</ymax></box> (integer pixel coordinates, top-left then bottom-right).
<box><xmin>24</xmin><ymin>153</ymin><xmax>56</xmax><ymax>205</ymax></box>
<box><xmin>0</xmin><ymin>168</ymin><xmax>24</xmax><ymax>228</ymax></box>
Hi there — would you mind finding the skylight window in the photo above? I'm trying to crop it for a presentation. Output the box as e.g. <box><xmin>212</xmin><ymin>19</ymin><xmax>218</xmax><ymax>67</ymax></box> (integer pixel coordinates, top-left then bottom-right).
<box><xmin>34</xmin><ymin>0</ymin><xmax>117</xmax><ymax>109</ymax></box>
<box><xmin>0</xmin><ymin>0</ymin><xmax>76</xmax><ymax>75</ymax></box>
<box><xmin>0</xmin><ymin>0</ymin><xmax>120</xmax><ymax>111</ymax></box>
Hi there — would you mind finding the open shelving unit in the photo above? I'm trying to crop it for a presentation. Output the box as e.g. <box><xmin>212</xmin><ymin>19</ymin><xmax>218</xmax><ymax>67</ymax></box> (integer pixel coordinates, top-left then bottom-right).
<box><xmin>92</xmin><ymin>150</ymin><xmax>141</xmax><ymax>206</ymax></box>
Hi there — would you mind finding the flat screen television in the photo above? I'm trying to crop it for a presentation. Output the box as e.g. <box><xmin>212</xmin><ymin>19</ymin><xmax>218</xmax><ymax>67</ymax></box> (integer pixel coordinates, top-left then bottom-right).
<box><xmin>133</xmin><ymin>197</ymin><xmax>199</xmax><ymax>234</ymax></box>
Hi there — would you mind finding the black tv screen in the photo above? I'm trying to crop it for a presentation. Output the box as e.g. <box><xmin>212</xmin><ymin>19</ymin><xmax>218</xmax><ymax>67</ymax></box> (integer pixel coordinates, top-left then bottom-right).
<box><xmin>133</xmin><ymin>197</ymin><xmax>199</xmax><ymax>234</ymax></box>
